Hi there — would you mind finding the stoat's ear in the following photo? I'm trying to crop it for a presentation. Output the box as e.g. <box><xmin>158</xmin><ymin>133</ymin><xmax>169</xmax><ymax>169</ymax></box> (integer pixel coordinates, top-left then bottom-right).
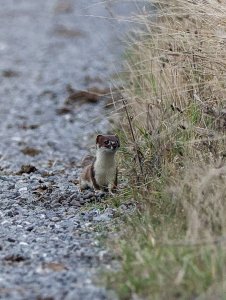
<box><xmin>96</xmin><ymin>134</ymin><xmax>102</xmax><ymax>144</ymax></box>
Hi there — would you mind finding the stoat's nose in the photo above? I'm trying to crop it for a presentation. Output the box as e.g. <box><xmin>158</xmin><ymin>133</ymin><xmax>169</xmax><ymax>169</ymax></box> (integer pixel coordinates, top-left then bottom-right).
<box><xmin>111</xmin><ymin>142</ymin><xmax>117</xmax><ymax>149</ymax></box>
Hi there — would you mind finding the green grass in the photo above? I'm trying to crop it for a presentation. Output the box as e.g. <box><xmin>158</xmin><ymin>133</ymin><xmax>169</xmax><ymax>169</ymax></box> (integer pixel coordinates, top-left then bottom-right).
<box><xmin>104</xmin><ymin>184</ymin><xmax>226</xmax><ymax>300</ymax></box>
<box><xmin>106</xmin><ymin>242</ymin><xmax>226</xmax><ymax>300</ymax></box>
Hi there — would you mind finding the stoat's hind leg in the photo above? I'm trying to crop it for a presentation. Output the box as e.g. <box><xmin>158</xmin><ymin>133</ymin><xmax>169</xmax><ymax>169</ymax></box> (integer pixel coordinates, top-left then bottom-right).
<box><xmin>79</xmin><ymin>178</ymin><xmax>88</xmax><ymax>192</ymax></box>
<box><xmin>79</xmin><ymin>179</ymin><xmax>94</xmax><ymax>192</ymax></box>
<box><xmin>79</xmin><ymin>165</ymin><xmax>93</xmax><ymax>192</ymax></box>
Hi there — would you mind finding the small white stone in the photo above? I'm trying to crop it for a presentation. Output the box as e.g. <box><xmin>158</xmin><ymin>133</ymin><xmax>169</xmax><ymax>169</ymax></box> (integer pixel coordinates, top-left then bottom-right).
<box><xmin>19</xmin><ymin>242</ymin><xmax>29</xmax><ymax>246</ymax></box>
<box><xmin>1</xmin><ymin>220</ymin><xmax>9</xmax><ymax>225</ymax></box>
<box><xmin>19</xmin><ymin>187</ymin><xmax>28</xmax><ymax>193</ymax></box>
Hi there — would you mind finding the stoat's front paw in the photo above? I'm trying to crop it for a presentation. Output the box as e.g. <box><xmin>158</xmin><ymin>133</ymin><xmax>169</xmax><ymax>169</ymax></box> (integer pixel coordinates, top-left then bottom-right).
<box><xmin>108</xmin><ymin>185</ymin><xmax>117</xmax><ymax>196</ymax></box>
<box><xmin>108</xmin><ymin>189</ymin><xmax>117</xmax><ymax>196</ymax></box>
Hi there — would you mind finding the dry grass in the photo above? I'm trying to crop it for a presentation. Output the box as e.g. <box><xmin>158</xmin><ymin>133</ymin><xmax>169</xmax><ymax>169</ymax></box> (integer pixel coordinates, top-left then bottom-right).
<box><xmin>106</xmin><ymin>0</ymin><xmax>226</xmax><ymax>299</ymax></box>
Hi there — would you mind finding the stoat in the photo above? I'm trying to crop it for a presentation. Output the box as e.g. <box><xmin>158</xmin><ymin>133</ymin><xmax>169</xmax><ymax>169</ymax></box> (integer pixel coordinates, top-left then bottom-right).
<box><xmin>79</xmin><ymin>134</ymin><xmax>120</xmax><ymax>193</ymax></box>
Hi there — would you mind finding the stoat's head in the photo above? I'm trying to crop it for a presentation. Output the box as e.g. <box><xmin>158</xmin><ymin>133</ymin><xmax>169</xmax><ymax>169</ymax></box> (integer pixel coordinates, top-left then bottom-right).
<box><xmin>96</xmin><ymin>134</ymin><xmax>120</xmax><ymax>153</ymax></box>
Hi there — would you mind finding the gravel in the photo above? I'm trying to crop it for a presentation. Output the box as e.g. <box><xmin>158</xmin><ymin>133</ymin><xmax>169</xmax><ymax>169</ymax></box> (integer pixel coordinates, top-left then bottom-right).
<box><xmin>0</xmin><ymin>0</ymin><xmax>147</xmax><ymax>299</ymax></box>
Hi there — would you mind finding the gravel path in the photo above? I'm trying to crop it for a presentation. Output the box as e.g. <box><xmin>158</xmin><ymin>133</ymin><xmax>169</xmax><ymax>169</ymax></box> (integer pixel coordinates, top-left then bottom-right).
<box><xmin>0</xmin><ymin>1</ymin><xmax>142</xmax><ymax>299</ymax></box>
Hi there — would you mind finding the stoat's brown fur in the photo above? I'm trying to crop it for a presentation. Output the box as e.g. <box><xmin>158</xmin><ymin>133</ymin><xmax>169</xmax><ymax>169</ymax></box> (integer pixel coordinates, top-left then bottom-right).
<box><xmin>79</xmin><ymin>135</ymin><xmax>120</xmax><ymax>193</ymax></box>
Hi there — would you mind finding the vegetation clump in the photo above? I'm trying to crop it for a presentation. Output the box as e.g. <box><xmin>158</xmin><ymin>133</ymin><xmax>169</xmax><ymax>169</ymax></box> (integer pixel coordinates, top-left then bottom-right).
<box><xmin>107</xmin><ymin>1</ymin><xmax>226</xmax><ymax>299</ymax></box>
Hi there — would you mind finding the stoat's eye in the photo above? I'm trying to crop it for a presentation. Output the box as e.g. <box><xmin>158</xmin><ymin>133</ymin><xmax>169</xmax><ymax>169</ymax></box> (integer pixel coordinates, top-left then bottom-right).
<box><xmin>104</xmin><ymin>140</ymin><xmax>109</xmax><ymax>145</ymax></box>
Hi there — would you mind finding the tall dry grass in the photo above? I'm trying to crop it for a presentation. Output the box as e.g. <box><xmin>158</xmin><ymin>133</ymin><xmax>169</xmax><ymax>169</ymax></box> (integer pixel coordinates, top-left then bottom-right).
<box><xmin>107</xmin><ymin>0</ymin><xmax>226</xmax><ymax>299</ymax></box>
<box><xmin>129</xmin><ymin>1</ymin><xmax>226</xmax><ymax>162</ymax></box>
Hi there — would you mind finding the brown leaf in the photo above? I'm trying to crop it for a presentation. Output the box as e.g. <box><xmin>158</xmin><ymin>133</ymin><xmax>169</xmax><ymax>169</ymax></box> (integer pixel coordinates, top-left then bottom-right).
<box><xmin>16</xmin><ymin>165</ymin><xmax>37</xmax><ymax>175</ymax></box>
<box><xmin>53</xmin><ymin>25</ymin><xmax>85</xmax><ymax>38</ymax></box>
<box><xmin>65</xmin><ymin>90</ymin><xmax>99</xmax><ymax>105</ymax></box>
<box><xmin>54</xmin><ymin>1</ymin><xmax>73</xmax><ymax>14</ymax></box>
<box><xmin>2</xmin><ymin>69</ymin><xmax>19</xmax><ymax>78</ymax></box>
<box><xmin>56</xmin><ymin>106</ymin><xmax>72</xmax><ymax>115</ymax></box>
<box><xmin>18</xmin><ymin>123</ymin><xmax>39</xmax><ymax>130</ymax></box>
<box><xmin>66</xmin><ymin>84</ymin><xmax>112</xmax><ymax>102</ymax></box>
<box><xmin>42</xmin><ymin>262</ymin><xmax>68</xmax><ymax>272</ymax></box>
<box><xmin>4</xmin><ymin>254</ymin><xmax>27</xmax><ymax>263</ymax></box>
<box><xmin>21</xmin><ymin>147</ymin><xmax>41</xmax><ymax>157</ymax></box>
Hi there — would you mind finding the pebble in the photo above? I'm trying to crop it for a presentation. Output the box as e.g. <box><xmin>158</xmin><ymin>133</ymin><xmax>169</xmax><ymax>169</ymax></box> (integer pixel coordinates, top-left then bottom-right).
<box><xmin>70</xmin><ymin>200</ymin><xmax>81</xmax><ymax>207</ymax></box>
<box><xmin>93</xmin><ymin>214</ymin><xmax>112</xmax><ymax>222</ymax></box>
<box><xmin>7</xmin><ymin>237</ymin><xmax>16</xmax><ymax>243</ymax></box>
<box><xmin>26</xmin><ymin>226</ymin><xmax>34</xmax><ymax>232</ymax></box>
<box><xmin>19</xmin><ymin>187</ymin><xmax>28</xmax><ymax>193</ymax></box>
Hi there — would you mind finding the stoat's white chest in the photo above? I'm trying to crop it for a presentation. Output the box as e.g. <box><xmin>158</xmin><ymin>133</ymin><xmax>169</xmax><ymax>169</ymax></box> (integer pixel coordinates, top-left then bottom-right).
<box><xmin>94</xmin><ymin>150</ymin><xmax>116</xmax><ymax>187</ymax></box>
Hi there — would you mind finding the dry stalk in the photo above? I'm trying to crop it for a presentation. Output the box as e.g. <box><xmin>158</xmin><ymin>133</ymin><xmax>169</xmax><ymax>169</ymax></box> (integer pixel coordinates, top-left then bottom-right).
<box><xmin>122</xmin><ymin>97</ymin><xmax>144</xmax><ymax>176</ymax></box>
